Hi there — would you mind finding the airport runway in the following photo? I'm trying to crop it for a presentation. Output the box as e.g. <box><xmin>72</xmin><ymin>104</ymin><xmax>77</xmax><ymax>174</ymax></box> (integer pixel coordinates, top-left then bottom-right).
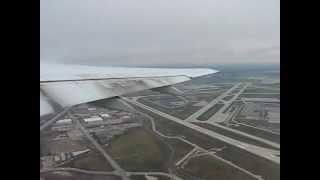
<box><xmin>206</xmin><ymin>83</ymin><xmax>250</xmax><ymax>123</ymax></box>
<box><xmin>183</xmin><ymin>82</ymin><xmax>280</xmax><ymax>149</ymax></box>
<box><xmin>185</xmin><ymin>83</ymin><xmax>243</xmax><ymax>122</ymax></box>
<box><xmin>123</xmin><ymin>97</ymin><xmax>280</xmax><ymax>164</ymax></box>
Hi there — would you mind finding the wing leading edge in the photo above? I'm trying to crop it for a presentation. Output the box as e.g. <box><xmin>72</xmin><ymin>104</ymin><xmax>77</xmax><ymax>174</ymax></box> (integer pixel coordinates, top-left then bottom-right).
<box><xmin>40</xmin><ymin>63</ymin><xmax>218</xmax><ymax>116</ymax></box>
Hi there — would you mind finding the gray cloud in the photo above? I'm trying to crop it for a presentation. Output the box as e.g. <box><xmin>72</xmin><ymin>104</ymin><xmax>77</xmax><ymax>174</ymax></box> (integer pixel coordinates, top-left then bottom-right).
<box><xmin>41</xmin><ymin>0</ymin><xmax>279</xmax><ymax>66</ymax></box>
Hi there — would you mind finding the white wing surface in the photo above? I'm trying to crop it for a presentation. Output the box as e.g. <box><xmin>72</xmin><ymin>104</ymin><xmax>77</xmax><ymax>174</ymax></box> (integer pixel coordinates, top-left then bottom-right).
<box><xmin>40</xmin><ymin>63</ymin><xmax>218</xmax><ymax>116</ymax></box>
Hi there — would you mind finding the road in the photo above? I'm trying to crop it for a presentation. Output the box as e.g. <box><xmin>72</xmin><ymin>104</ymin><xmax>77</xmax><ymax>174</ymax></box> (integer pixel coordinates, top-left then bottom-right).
<box><xmin>40</xmin><ymin>107</ymin><xmax>72</xmax><ymax>131</ymax></box>
<box><xmin>70</xmin><ymin>113</ymin><xmax>131</xmax><ymax>180</ymax></box>
<box><xmin>40</xmin><ymin>167</ymin><xmax>117</xmax><ymax>175</ymax></box>
<box><xmin>235</xmin><ymin>122</ymin><xmax>281</xmax><ymax>135</ymax></box>
<box><xmin>123</xmin><ymin>97</ymin><xmax>280</xmax><ymax>164</ymax></box>
<box><xmin>128</xmin><ymin>172</ymin><xmax>183</xmax><ymax>180</ymax></box>
<box><xmin>40</xmin><ymin>167</ymin><xmax>183</xmax><ymax>180</ymax></box>
<box><xmin>175</xmin><ymin>147</ymin><xmax>198</xmax><ymax>166</ymax></box>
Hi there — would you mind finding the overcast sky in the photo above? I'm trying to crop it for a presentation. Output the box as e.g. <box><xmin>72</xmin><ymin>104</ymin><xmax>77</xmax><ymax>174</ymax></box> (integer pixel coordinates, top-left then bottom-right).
<box><xmin>40</xmin><ymin>0</ymin><xmax>279</xmax><ymax>66</ymax></box>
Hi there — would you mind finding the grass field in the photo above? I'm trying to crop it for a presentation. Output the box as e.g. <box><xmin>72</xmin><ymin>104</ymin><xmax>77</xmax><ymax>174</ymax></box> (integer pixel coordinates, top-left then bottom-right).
<box><xmin>132</xmin><ymin>105</ymin><xmax>226</xmax><ymax>149</ymax></box>
<box><xmin>166</xmin><ymin>138</ymin><xmax>194</xmax><ymax>163</ymax></box>
<box><xmin>221</xmin><ymin>123</ymin><xmax>280</xmax><ymax>144</ymax></box>
<box><xmin>235</xmin><ymin>118</ymin><xmax>280</xmax><ymax>133</ymax></box>
<box><xmin>62</xmin><ymin>151</ymin><xmax>113</xmax><ymax>171</ymax></box>
<box><xmin>130</xmin><ymin>175</ymin><xmax>170</xmax><ymax>180</ymax></box>
<box><xmin>222</xmin><ymin>101</ymin><xmax>244</xmax><ymax>114</ymax></box>
<box><xmin>41</xmin><ymin>171</ymin><xmax>121</xmax><ymax>180</ymax></box>
<box><xmin>106</xmin><ymin>128</ymin><xmax>171</xmax><ymax>172</ymax></box>
<box><xmin>222</xmin><ymin>95</ymin><xmax>234</xmax><ymax>101</ymax></box>
<box><xmin>243</xmin><ymin>89</ymin><xmax>280</xmax><ymax>94</ymax></box>
<box><xmin>193</xmin><ymin>123</ymin><xmax>279</xmax><ymax>150</ymax></box>
<box><xmin>190</xmin><ymin>91</ymin><xmax>226</xmax><ymax>102</ymax></box>
<box><xmin>130</xmin><ymin>94</ymin><xmax>280</xmax><ymax>180</ymax></box>
<box><xmin>239</xmin><ymin>93</ymin><xmax>280</xmax><ymax>99</ymax></box>
<box><xmin>181</xmin><ymin>155</ymin><xmax>255</xmax><ymax>180</ymax></box>
<box><xmin>197</xmin><ymin>103</ymin><xmax>224</xmax><ymax>121</ymax></box>
<box><xmin>216</xmin><ymin>146</ymin><xmax>280</xmax><ymax>180</ymax></box>
<box><xmin>137</xmin><ymin>98</ymin><xmax>202</xmax><ymax>120</ymax></box>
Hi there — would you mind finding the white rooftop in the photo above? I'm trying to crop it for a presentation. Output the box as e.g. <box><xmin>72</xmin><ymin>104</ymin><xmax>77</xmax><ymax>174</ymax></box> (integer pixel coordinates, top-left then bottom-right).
<box><xmin>100</xmin><ymin>113</ymin><xmax>111</xmax><ymax>118</ymax></box>
<box><xmin>56</xmin><ymin>119</ymin><xmax>72</xmax><ymax>124</ymax></box>
<box><xmin>84</xmin><ymin>116</ymin><xmax>103</xmax><ymax>122</ymax></box>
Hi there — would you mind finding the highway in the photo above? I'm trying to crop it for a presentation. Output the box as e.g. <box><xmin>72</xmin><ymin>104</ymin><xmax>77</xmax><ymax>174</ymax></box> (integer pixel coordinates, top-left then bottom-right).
<box><xmin>123</xmin><ymin>97</ymin><xmax>280</xmax><ymax>164</ymax></box>
<box><xmin>70</xmin><ymin>113</ymin><xmax>131</xmax><ymax>180</ymax></box>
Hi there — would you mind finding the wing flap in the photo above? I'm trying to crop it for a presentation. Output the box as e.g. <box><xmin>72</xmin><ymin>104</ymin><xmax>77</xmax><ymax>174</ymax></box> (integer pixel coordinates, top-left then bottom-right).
<box><xmin>40</xmin><ymin>76</ymin><xmax>190</xmax><ymax>116</ymax></box>
<box><xmin>40</xmin><ymin>63</ymin><xmax>218</xmax><ymax>116</ymax></box>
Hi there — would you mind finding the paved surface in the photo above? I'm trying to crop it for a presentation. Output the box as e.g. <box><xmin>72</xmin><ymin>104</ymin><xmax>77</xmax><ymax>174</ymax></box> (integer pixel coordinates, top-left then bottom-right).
<box><xmin>123</xmin><ymin>97</ymin><xmax>263</xmax><ymax>179</ymax></box>
<box><xmin>128</xmin><ymin>172</ymin><xmax>183</xmax><ymax>180</ymax></box>
<box><xmin>235</xmin><ymin>122</ymin><xmax>281</xmax><ymax>135</ymax></box>
<box><xmin>199</xmin><ymin>122</ymin><xmax>280</xmax><ymax>149</ymax></box>
<box><xmin>40</xmin><ymin>167</ymin><xmax>183</xmax><ymax>180</ymax></box>
<box><xmin>40</xmin><ymin>107</ymin><xmax>72</xmax><ymax>131</ymax></box>
<box><xmin>185</xmin><ymin>83</ymin><xmax>243</xmax><ymax>122</ymax></box>
<box><xmin>124</xmin><ymin>97</ymin><xmax>280</xmax><ymax>164</ymax></box>
<box><xmin>249</xmin><ymin>85</ymin><xmax>280</xmax><ymax>91</ymax></box>
<box><xmin>184</xmin><ymin>82</ymin><xmax>280</xmax><ymax>149</ymax></box>
<box><xmin>175</xmin><ymin>147</ymin><xmax>198</xmax><ymax>166</ymax></box>
<box><xmin>205</xmin><ymin>83</ymin><xmax>250</xmax><ymax>123</ymax></box>
<box><xmin>40</xmin><ymin>167</ymin><xmax>117</xmax><ymax>175</ymax></box>
<box><xmin>71</xmin><ymin>113</ymin><xmax>131</xmax><ymax>180</ymax></box>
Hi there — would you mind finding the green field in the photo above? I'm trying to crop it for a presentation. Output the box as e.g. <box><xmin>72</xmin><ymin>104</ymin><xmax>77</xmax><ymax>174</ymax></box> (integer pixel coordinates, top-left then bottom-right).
<box><xmin>62</xmin><ymin>151</ymin><xmax>113</xmax><ymax>171</ymax></box>
<box><xmin>130</xmin><ymin>175</ymin><xmax>170</xmax><ymax>180</ymax></box>
<box><xmin>235</xmin><ymin>118</ymin><xmax>280</xmax><ymax>133</ymax></box>
<box><xmin>138</xmin><ymin>98</ymin><xmax>202</xmax><ymax>120</ymax></box>
<box><xmin>181</xmin><ymin>155</ymin><xmax>255</xmax><ymax>180</ymax></box>
<box><xmin>239</xmin><ymin>93</ymin><xmax>280</xmax><ymax>99</ymax></box>
<box><xmin>41</xmin><ymin>171</ymin><xmax>121</xmax><ymax>180</ymax></box>
<box><xmin>190</xmin><ymin>91</ymin><xmax>226</xmax><ymax>102</ymax></box>
<box><xmin>221</xmin><ymin>123</ymin><xmax>280</xmax><ymax>144</ymax></box>
<box><xmin>132</xmin><ymin>105</ymin><xmax>226</xmax><ymax>149</ymax></box>
<box><xmin>222</xmin><ymin>101</ymin><xmax>244</xmax><ymax>114</ymax></box>
<box><xmin>130</xmin><ymin>92</ymin><xmax>280</xmax><ymax>180</ymax></box>
<box><xmin>216</xmin><ymin>146</ymin><xmax>280</xmax><ymax>180</ymax></box>
<box><xmin>106</xmin><ymin>128</ymin><xmax>171</xmax><ymax>172</ymax></box>
<box><xmin>166</xmin><ymin>139</ymin><xmax>194</xmax><ymax>163</ymax></box>
<box><xmin>193</xmin><ymin>123</ymin><xmax>279</xmax><ymax>150</ymax></box>
<box><xmin>243</xmin><ymin>88</ymin><xmax>280</xmax><ymax>93</ymax></box>
<box><xmin>198</xmin><ymin>103</ymin><xmax>224</xmax><ymax>121</ymax></box>
<box><xmin>222</xmin><ymin>95</ymin><xmax>234</xmax><ymax>101</ymax></box>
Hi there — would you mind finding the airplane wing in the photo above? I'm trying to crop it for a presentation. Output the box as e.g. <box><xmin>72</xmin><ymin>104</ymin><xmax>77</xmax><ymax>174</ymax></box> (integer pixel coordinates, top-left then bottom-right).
<box><xmin>40</xmin><ymin>63</ymin><xmax>218</xmax><ymax>116</ymax></box>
